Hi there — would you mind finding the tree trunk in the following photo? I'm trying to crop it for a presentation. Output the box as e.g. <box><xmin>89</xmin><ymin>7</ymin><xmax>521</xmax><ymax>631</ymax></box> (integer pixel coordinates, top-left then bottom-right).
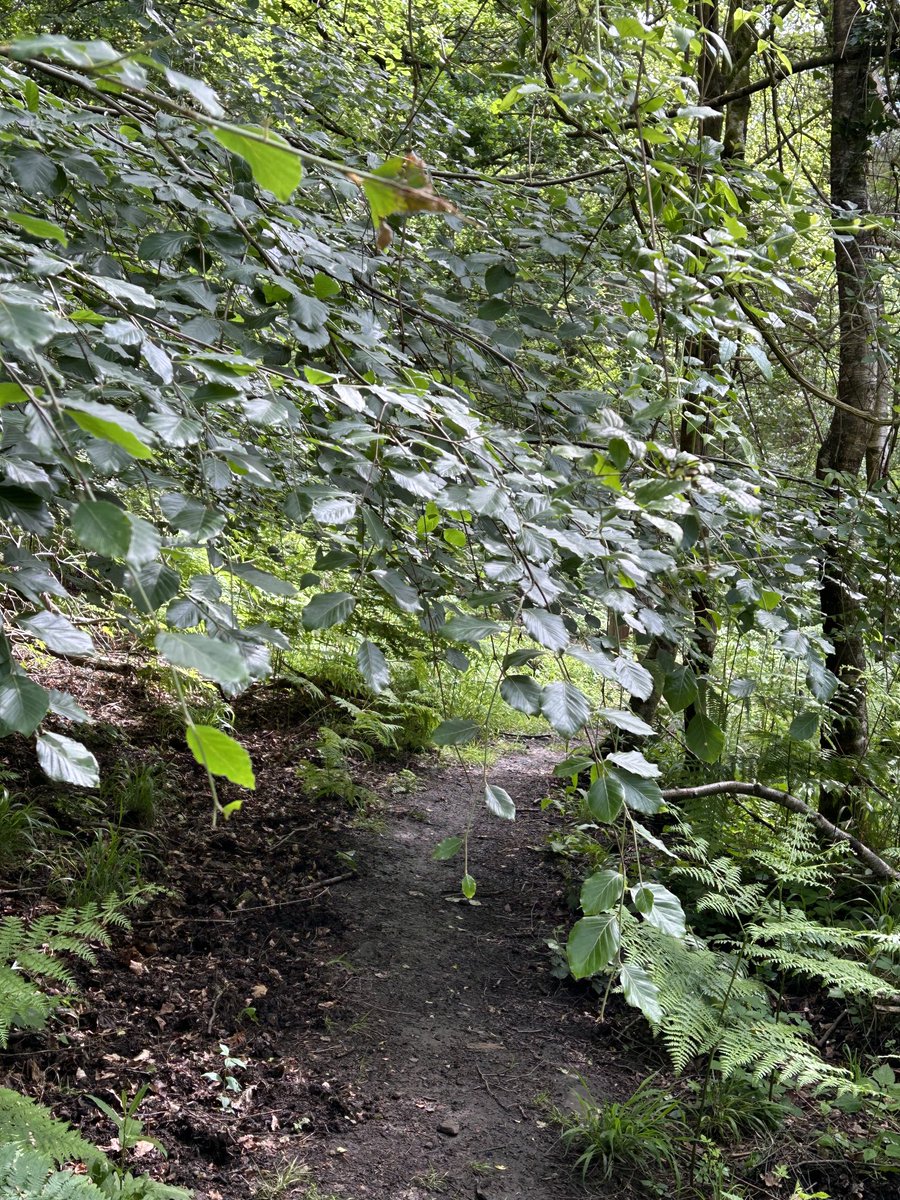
<box><xmin>815</xmin><ymin>0</ymin><xmax>892</xmax><ymax>824</ymax></box>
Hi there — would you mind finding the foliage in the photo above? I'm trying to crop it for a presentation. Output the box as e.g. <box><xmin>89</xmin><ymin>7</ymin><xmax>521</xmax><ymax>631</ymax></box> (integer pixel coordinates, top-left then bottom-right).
<box><xmin>0</xmin><ymin>0</ymin><xmax>899</xmax><ymax>1186</ymax></box>
<box><xmin>554</xmin><ymin>1075</ymin><xmax>686</xmax><ymax>1183</ymax></box>
<box><xmin>0</xmin><ymin>894</ymin><xmax>147</xmax><ymax>1046</ymax></box>
<box><xmin>0</xmin><ymin>1092</ymin><xmax>189</xmax><ymax>1199</ymax></box>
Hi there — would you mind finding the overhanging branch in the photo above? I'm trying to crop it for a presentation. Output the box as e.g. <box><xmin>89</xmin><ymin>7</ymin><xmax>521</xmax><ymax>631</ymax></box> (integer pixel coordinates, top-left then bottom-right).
<box><xmin>661</xmin><ymin>780</ymin><xmax>900</xmax><ymax>881</ymax></box>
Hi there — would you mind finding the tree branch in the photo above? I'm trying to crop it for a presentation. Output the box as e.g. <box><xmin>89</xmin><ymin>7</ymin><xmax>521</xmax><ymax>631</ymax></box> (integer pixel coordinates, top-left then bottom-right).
<box><xmin>707</xmin><ymin>43</ymin><xmax>878</xmax><ymax>111</ymax></box>
<box><xmin>731</xmin><ymin>290</ymin><xmax>900</xmax><ymax>427</ymax></box>
<box><xmin>661</xmin><ymin>780</ymin><xmax>900</xmax><ymax>881</ymax></box>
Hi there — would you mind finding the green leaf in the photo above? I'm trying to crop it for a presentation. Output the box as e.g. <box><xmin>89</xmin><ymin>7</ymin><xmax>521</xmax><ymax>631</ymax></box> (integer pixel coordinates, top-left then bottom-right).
<box><xmin>499</xmin><ymin>674</ymin><xmax>542</xmax><ymax>716</ymax></box>
<box><xmin>609</xmin><ymin>767</ymin><xmax>663</xmax><ymax>815</ymax></box>
<box><xmin>10</xmin><ymin>150</ymin><xmax>59</xmax><ymax>193</ymax></box>
<box><xmin>566</xmin><ymin>914</ymin><xmax>620</xmax><ymax>979</ymax></box>
<box><xmin>4</xmin><ymin>211</ymin><xmax>68</xmax><ymax>246</ymax></box>
<box><xmin>0</xmin><ymin>299</ymin><xmax>60</xmax><ymax>350</ymax></box>
<box><xmin>164</xmin><ymin>67</ymin><xmax>224</xmax><ymax>116</ymax></box>
<box><xmin>631</xmin><ymin>883</ymin><xmax>686</xmax><ymax>938</ymax></box>
<box><xmin>432</xmin><ymin>836</ymin><xmax>463</xmax><ymax>860</ymax></box>
<box><xmin>620</xmin><ymin>961</ymin><xmax>662</xmax><ymax>1023</ymax></box>
<box><xmin>187</xmin><ymin>724</ymin><xmax>256</xmax><ymax>789</ymax></box>
<box><xmin>67</xmin><ymin>403</ymin><xmax>154</xmax><ymax>460</ymax></box>
<box><xmin>461</xmin><ymin>873</ymin><xmax>477</xmax><ymax>899</ymax></box>
<box><xmin>47</xmin><ymin>688</ymin><xmax>90</xmax><ymax>724</ymax></box>
<box><xmin>580</xmin><ymin>869</ymin><xmax>624</xmax><ymax>915</ymax></box>
<box><xmin>541</xmin><ymin>681</ymin><xmax>590</xmax><ymax>737</ymax></box>
<box><xmin>432</xmin><ymin>718</ymin><xmax>480</xmax><ymax>746</ymax></box>
<box><xmin>71</xmin><ymin>501</ymin><xmax>131</xmax><ymax>558</ymax></box>
<box><xmin>155</xmin><ymin>631</ymin><xmax>250</xmax><ymax>685</ymax></box>
<box><xmin>522</xmin><ymin>608</ymin><xmax>569</xmax><ymax>651</ymax></box>
<box><xmin>213</xmin><ymin>124</ymin><xmax>301</xmax><ymax>201</ymax></box>
<box><xmin>612</xmin><ymin>657</ymin><xmax>654</xmax><ymax>700</ymax></box>
<box><xmin>586</xmin><ymin>773</ymin><xmax>625</xmax><ymax>822</ymax></box>
<box><xmin>663</xmin><ymin>665</ymin><xmax>699</xmax><ymax>712</ymax></box>
<box><xmin>598</xmin><ymin>708</ymin><xmax>654</xmax><ymax>737</ymax></box>
<box><xmin>138</xmin><ymin>231</ymin><xmax>192</xmax><ymax>260</ymax></box>
<box><xmin>441</xmin><ymin>615</ymin><xmax>502</xmax><ymax>643</ymax></box>
<box><xmin>125</xmin><ymin>562</ymin><xmax>180</xmax><ymax>613</ymax></box>
<box><xmin>789</xmin><ymin>710</ymin><xmax>819</xmax><ymax>741</ymax></box>
<box><xmin>357</xmin><ymin>640</ymin><xmax>390</xmax><ymax>694</ymax></box>
<box><xmin>0</xmin><ymin>675</ymin><xmax>49</xmax><ymax>735</ymax></box>
<box><xmin>372</xmin><ymin>568</ymin><xmax>421</xmax><ymax>613</ymax></box>
<box><xmin>485</xmin><ymin>262</ymin><xmax>516</xmax><ymax>294</ymax></box>
<box><xmin>232</xmin><ymin>563</ymin><xmax>296</xmax><ymax>597</ymax></box>
<box><xmin>686</xmin><ymin>714</ymin><xmax>725</xmax><ymax>763</ymax></box>
<box><xmin>484</xmin><ymin>783</ymin><xmax>515</xmax><ymax>820</ymax></box>
<box><xmin>301</xmin><ymin>591</ymin><xmax>356</xmax><ymax>630</ymax></box>
<box><xmin>17</xmin><ymin>611</ymin><xmax>94</xmax><ymax>657</ymax></box>
<box><xmin>607</xmin><ymin>749</ymin><xmax>659</xmax><ymax>778</ymax></box>
<box><xmin>36</xmin><ymin>732</ymin><xmax>99</xmax><ymax>788</ymax></box>
<box><xmin>0</xmin><ymin>383</ymin><xmax>31</xmax><ymax>407</ymax></box>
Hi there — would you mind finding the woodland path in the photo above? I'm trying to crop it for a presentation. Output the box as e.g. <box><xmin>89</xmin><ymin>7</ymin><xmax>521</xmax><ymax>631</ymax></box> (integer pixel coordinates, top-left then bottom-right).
<box><xmin>4</xmin><ymin>672</ymin><xmax>645</xmax><ymax>1200</ymax></box>
<box><xmin>298</xmin><ymin>744</ymin><xmax>622</xmax><ymax>1200</ymax></box>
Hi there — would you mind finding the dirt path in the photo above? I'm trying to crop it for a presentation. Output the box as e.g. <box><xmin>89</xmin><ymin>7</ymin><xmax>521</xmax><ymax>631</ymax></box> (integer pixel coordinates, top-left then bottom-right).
<box><xmin>297</xmin><ymin>745</ymin><xmax>621</xmax><ymax>1200</ymax></box>
<box><xmin>3</xmin><ymin>683</ymin><xmax>643</xmax><ymax>1200</ymax></box>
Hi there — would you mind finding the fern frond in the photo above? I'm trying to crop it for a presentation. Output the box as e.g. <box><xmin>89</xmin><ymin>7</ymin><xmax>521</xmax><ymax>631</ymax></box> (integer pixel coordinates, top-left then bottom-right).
<box><xmin>0</xmin><ymin>1088</ymin><xmax>104</xmax><ymax>1167</ymax></box>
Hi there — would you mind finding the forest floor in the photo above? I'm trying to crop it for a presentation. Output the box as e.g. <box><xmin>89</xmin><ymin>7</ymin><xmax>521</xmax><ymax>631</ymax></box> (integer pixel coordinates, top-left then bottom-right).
<box><xmin>0</xmin><ymin>670</ymin><xmax>651</xmax><ymax>1200</ymax></box>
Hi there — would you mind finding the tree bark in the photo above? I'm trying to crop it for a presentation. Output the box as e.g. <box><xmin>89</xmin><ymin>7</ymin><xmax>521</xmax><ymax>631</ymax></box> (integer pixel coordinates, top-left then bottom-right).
<box><xmin>815</xmin><ymin>0</ymin><xmax>892</xmax><ymax>824</ymax></box>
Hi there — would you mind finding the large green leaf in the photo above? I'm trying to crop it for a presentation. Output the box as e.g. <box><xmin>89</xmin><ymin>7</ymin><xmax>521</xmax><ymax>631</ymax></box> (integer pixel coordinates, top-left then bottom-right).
<box><xmin>357</xmin><ymin>640</ymin><xmax>390</xmax><ymax>693</ymax></box>
<box><xmin>17</xmin><ymin>611</ymin><xmax>94</xmax><ymax>657</ymax></box>
<box><xmin>598</xmin><ymin>708</ymin><xmax>654</xmax><ymax>737</ymax></box>
<box><xmin>612</xmin><ymin>657</ymin><xmax>654</xmax><ymax>700</ymax></box>
<box><xmin>432</xmin><ymin>718</ymin><xmax>480</xmax><ymax>746</ymax></box>
<box><xmin>686</xmin><ymin>714</ymin><xmax>725</xmax><ymax>763</ymax></box>
<box><xmin>5</xmin><ymin>211</ymin><xmax>68</xmax><ymax>246</ymax></box>
<box><xmin>566</xmin><ymin>914</ymin><xmax>620</xmax><ymax>980</ymax></box>
<box><xmin>36</xmin><ymin>732</ymin><xmax>99</xmax><ymax>788</ymax></box>
<box><xmin>609</xmin><ymin>767</ymin><xmax>663</xmax><ymax>815</ymax></box>
<box><xmin>499</xmin><ymin>674</ymin><xmax>542</xmax><ymax>715</ymax></box>
<box><xmin>0</xmin><ymin>299</ymin><xmax>60</xmax><ymax>350</ymax></box>
<box><xmin>663</xmin><ymin>665</ymin><xmax>698</xmax><ymax>712</ymax></box>
<box><xmin>71</xmin><ymin>501</ymin><xmax>131</xmax><ymax>558</ymax></box>
<box><xmin>632</xmin><ymin>883</ymin><xmax>686</xmax><ymax>938</ymax></box>
<box><xmin>620</xmin><ymin>960</ymin><xmax>662</xmax><ymax>1023</ymax></box>
<box><xmin>441</xmin><ymin>615</ymin><xmax>502</xmax><ymax>643</ymax></box>
<box><xmin>432</xmin><ymin>836</ymin><xmax>463</xmax><ymax>860</ymax></box>
<box><xmin>213</xmin><ymin>124</ymin><xmax>301</xmax><ymax>201</ymax></box>
<box><xmin>232</xmin><ymin>563</ymin><xmax>297</xmax><ymax>597</ymax></box>
<box><xmin>301</xmin><ymin>591</ymin><xmax>356</xmax><ymax>630</ymax></box>
<box><xmin>187</xmin><ymin>724</ymin><xmax>255</xmax><ymax>789</ymax></box>
<box><xmin>125</xmin><ymin>563</ymin><xmax>181</xmax><ymax>613</ymax></box>
<box><xmin>155</xmin><ymin>632</ymin><xmax>250</xmax><ymax>685</ymax></box>
<box><xmin>789</xmin><ymin>710</ymin><xmax>819</xmax><ymax>741</ymax></box>
<box><xmin>522</xmin><ymin>608</ymin><xmax>569</xmax><ymax>651</ymax></box>
<box><xmin>0</xmin><ymin>676</ymin><xmax>49</xmax><ymax>735</ymax></box>
<box><xmin>586</xmin><ymin>773</ymin><xmax>625</xmax><ymax>822</ymax></box>
<box><xmin>540</xmin><ymin>681</ymin><xmax>590</xmax><ymax>736</ymax></box>
<box><xmin>580</xmin><ymin>870</ymin><xmax>625</xmax><ymax>915</ymax></box>
<box><xmin>63</xmin><ymin>400</ymin><xmax>154</xmax><ymax>460</ymax></box>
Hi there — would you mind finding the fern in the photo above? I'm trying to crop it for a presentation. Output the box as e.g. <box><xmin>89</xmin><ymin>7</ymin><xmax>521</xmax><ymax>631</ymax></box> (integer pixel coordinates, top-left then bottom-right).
<box><xmin>0</xmin><ymin>1088</ymin><xmax>104</xmax><ymax>1168</ymax></box>
<box><xmin>617</xmin><ymin>816</ymin><xmax>900</xmax><ymax>1093</ymax></box>
<box><xmin>0</xmin><ymin>1146</ymin><xmax>107</xmax><ymax>1200</ymax></box>
<box><xmin>0</xmin><ymin>893</ymin><xmax>153</xmax><ymax>1047</ymax></box>
<box><xmin>0</xmin><ymin>1093</ymin><xmax>190</xmax><ymax>1200</ymax></box>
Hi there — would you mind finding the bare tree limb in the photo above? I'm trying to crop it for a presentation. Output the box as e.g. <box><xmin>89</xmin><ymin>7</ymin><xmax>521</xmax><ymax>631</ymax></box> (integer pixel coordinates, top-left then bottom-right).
<box><xmin>661</xmin><ymin>780</ymin><xmax>900</xmax><ymax>881</ymax></box>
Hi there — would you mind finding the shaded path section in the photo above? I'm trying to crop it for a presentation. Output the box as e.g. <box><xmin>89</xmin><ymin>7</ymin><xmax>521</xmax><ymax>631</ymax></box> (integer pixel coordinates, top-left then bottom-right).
<box><xmin>299</xmin><ymin>746</ymin><xmax>624</xmax><ymax>1200</ymax></box>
